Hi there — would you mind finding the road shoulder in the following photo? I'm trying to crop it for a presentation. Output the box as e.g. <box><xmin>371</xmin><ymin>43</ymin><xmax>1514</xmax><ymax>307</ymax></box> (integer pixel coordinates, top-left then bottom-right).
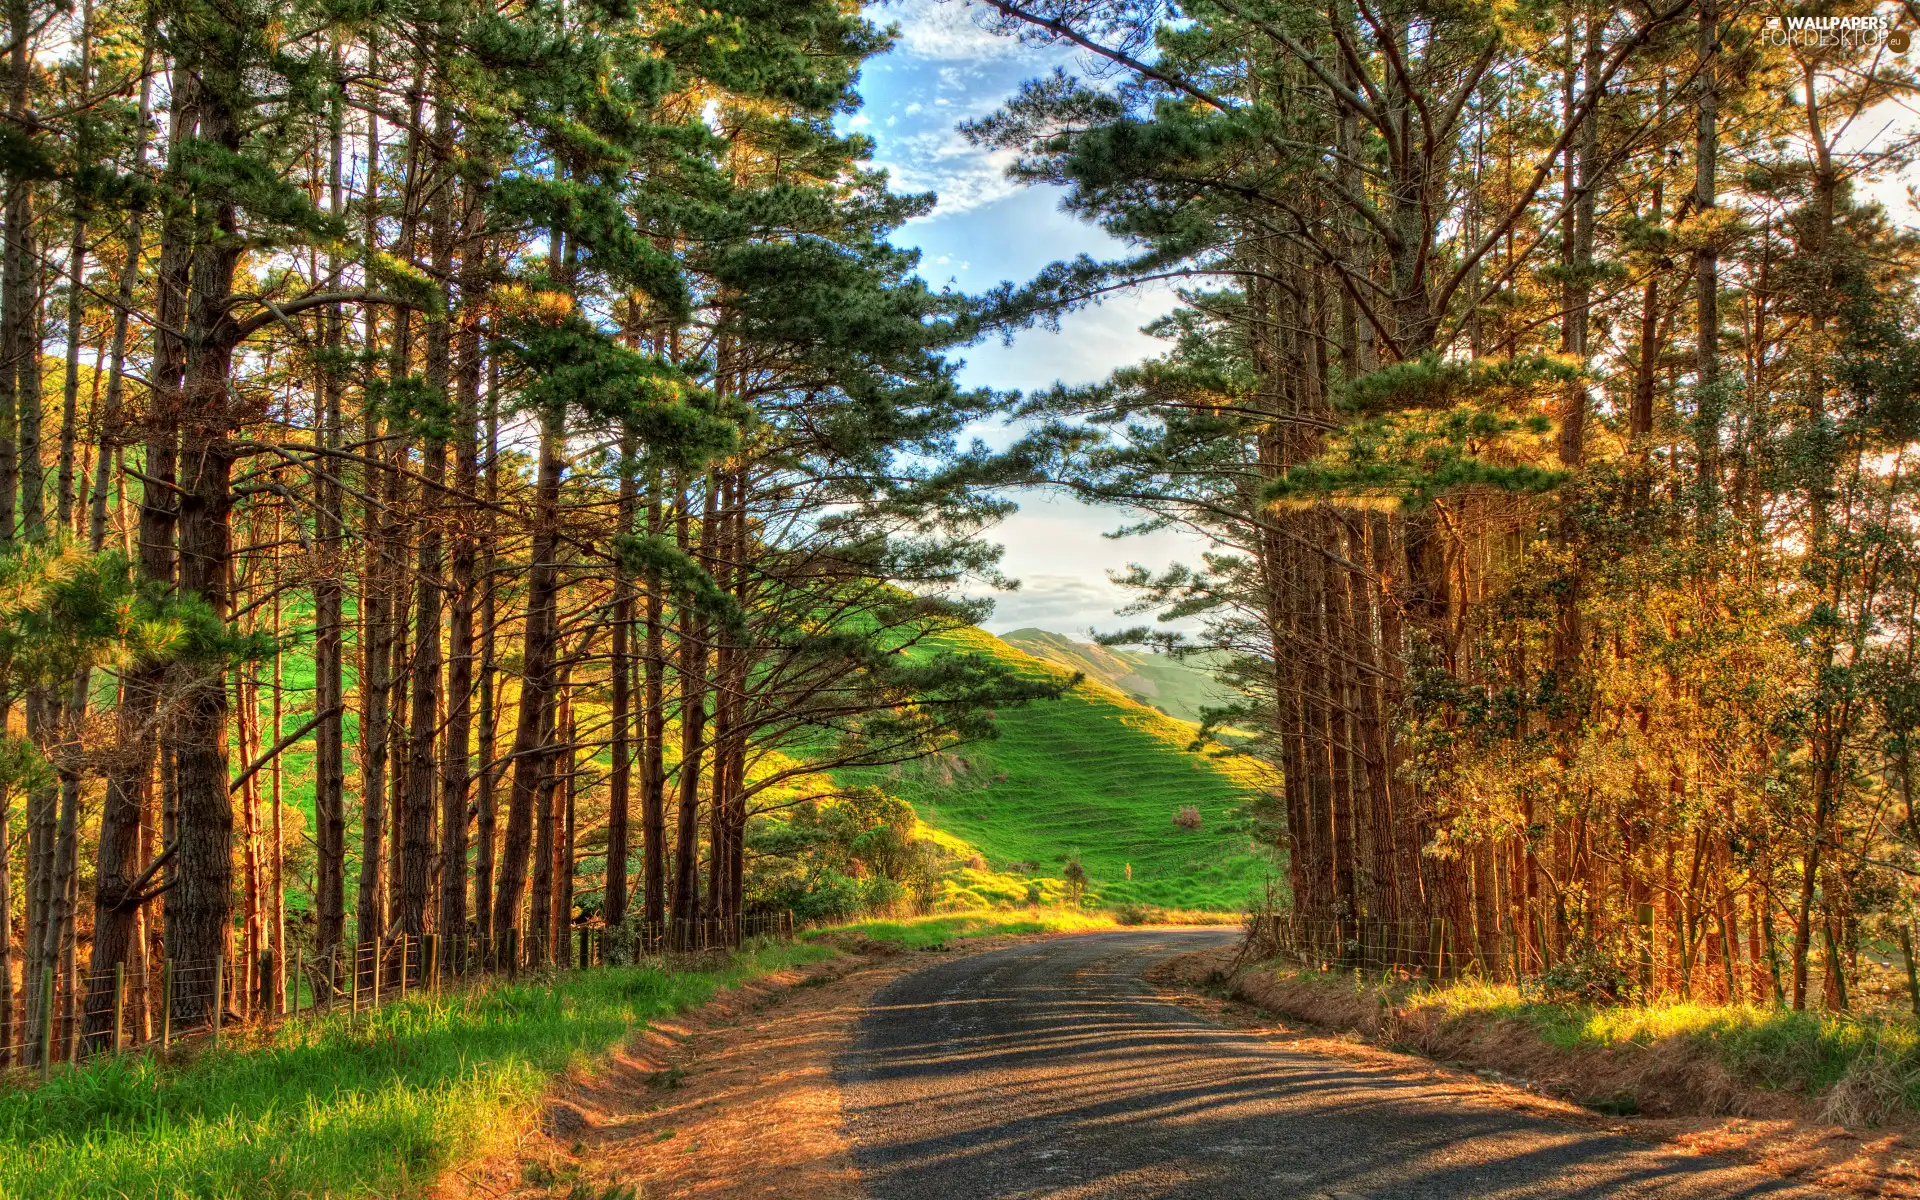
<box><xmin>1148</xmin><ymin>945</ymin><xmax>1920</xmax><ymax>1199</ymax></box>
<box><xmin>434</xmin><ymin>933</ymin><xmax>1064</xmax><ymax>1200</ymax></box>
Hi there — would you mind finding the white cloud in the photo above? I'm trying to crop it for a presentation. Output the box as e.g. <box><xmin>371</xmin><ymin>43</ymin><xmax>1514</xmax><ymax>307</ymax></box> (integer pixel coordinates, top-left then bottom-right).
<box><xmin>972</xmin><ymin>491</ymin><xmax>1215</xmax><ymax>636</ymax></box>
<box><xmin>875</xmin><ymin>127</ymin><xmax>1024</xmax><ymax>215</ymax></box>
<box><xmin>980</xmin><ymin>574</ymin><xmax>1120</xmax><ymax>634</ymax></box>
<box><xmin>878</xmin><ymin>0</ymin><xmax>1017</xmax><ymax>62</ymax></box>
<box><xmin>958</xmin><ymin>285</ymin><xmax>1179</xmax><ymax>391</ymax></box>
<box><xmin>879</xmin><ymin>123</ymin><xmax>1044</xmax><ymax>215</ymax></box>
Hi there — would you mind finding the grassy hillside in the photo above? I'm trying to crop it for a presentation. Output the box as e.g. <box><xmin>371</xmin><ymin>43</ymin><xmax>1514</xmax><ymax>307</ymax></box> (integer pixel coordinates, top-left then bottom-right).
<box><xmin>1000</xmin><ymin>628</ymin><xmax>1236</xmax><ymax>726</ymax></box>
<box><xmin>257</xmin><ymin>616</ymin><xmax>1273</xmax><ymax>921</ymax></box>
<box><xmin>844</xmin><ymin>627</ymin><xmax>1278</xmax><ymax>913</ymax></box>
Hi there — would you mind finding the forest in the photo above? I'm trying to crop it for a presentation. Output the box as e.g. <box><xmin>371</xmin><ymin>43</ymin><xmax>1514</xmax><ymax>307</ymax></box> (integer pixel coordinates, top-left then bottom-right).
<box><xmin>0</xmin><ymin>0</ymin><xmax>1917</xmax><ymax>1086</ymax></box>
<box><xmin>975</xmin><ymin>0</ymin><xmax>1920</xmax><ymax>1011</ymax></box>
<box><xmin>0</xmin><ymin>0</ymin><xmax>1087</xmax><ymax>1066</ymax></box>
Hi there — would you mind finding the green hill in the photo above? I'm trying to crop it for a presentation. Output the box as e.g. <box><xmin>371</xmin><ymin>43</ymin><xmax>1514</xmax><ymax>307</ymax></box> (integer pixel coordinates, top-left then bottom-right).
<box><xmin>1000</xmin><ymin>628</ymin><xmax>1236</xmax><ymax>726</ymax></box>
<box><xmin>844</xmin><ymin>627</ymin><xmax>1277</xmax><ymax>912</ymax></box>
<box><xmin>263</xmin><ymin>617</ymin><xmax>1273</xmax><ymax>918</ymax></box>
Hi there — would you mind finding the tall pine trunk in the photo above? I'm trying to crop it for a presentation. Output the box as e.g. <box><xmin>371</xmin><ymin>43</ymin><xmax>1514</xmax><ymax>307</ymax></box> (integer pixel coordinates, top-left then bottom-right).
<box><xmin>641</xmin><ymin>478</ymin><xmax>667</xmax><ymax>930</ymax></box>
<box><xmin>606</xmin><ymin>420</ymin><xmax>635</xmax><ymax>927</ymax></box>
<box><xmin>312</xmin><ymin>55</ymin><xmax>347</xmax><ymax>977</ymax></box>
<box><xmin>441</xmin><ymin>222</ymin><xmax>482</xmax><ymax>959</ymax></box>
<box><xmin>669</xmin><ymin>478</ymin><xmax>709</xmax><ymax>946</ymax></box>
<box><xmin>490</xmin><ymin>400</ymin><xmax>565</xmax><ymax>954</ymax></box>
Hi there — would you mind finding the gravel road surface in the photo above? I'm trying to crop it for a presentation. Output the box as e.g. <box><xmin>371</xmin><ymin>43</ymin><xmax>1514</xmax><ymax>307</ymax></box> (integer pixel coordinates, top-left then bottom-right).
<box><xmin>836</xmin><ymin>928</ymin><xmax>1819</xmax><ymax>1199</ymax></box>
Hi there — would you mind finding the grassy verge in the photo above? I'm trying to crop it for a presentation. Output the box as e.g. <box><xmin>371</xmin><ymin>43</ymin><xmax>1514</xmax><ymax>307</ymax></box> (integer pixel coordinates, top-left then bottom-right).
<box><xmin>1230</xmin><ymin>962</ymin><xmax>1920</xmax><ymax>1125</ymax></box>
<box><xmin>815</xmin><ymin>905</ymin><xmax>1239</xmax><ymax>951</ymax></box>
<box><xmin>0</xmin><ymin>940</ymin><xmax>835</xmax><ymax>1199</ymax></box>
<box><xmin>816</xmin><ymin>908</ymin><xmax>1121</xmax><ymax>950</ymax></box>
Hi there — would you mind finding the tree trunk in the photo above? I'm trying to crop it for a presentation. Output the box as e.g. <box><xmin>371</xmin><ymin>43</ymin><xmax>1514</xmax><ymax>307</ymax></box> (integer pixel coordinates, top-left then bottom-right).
<box><xmin>441</xmin><ymin>225</ymin><xmax>481</xmax><ymax>959</ymax></box>
<box><xmin>474</xmin><ymin>359</ymin><xmax>499</xmax><ymax>948</ymax></box>
<box><xmin>355</xmin><ymin>76</ymin><xmax>388</xmax><ymax>955</ymax></box>
<box><xmin>490</xmin><ymin>400</ymin><xmax>565</xmax><ymax>952</ymax></box>
<box><xmin>606</xmin><ymin>421</ymin><xmax>636</xmax><ymax>927</ymax></box>
<box><xmin>82</xmin><ymin>20</ymin><xmax>167</xmax><ymax>1046</ymax></box>
<box><xmin>312</xmin><ymin>59</ymin><xmax>347</xmax><ymax>976</ymax></box>
<box><xmin>641</xmin><ymin>477</ymin><xmax>668</xmax><ymax>931</ymax></box>
<box><xmin>399</xmin><ymin>129</ymin><xmax>454</xmax><ymax>939</ymax></box>
<box><xmin>669</xmin><ymin>478</ymin><xmax>709</xmax><ymax>947</ymax></box>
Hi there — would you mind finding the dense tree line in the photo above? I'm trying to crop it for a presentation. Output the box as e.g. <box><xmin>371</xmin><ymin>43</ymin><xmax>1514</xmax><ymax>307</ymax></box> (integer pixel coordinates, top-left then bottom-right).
<box><xmin>0</xmin><ymin>0</ymin><xmax>1062</xmax><ymax>1065</ymax></box>
<box><xmin>980</xmin><ymin>0</ymin><xmax>1920</xmax><ymax>1008</ymax></box>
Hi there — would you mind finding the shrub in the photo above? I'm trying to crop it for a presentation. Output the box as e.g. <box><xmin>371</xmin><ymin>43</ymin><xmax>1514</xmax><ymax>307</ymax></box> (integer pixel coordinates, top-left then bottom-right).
<box><xmin>862</xmin><ymin>875</ymin><xmax>908</xmax><ymax>914</ymax></box>
<box><xmin>1173</xmin><ymin>805</ymin><xmax>1202</xmax><ymax>830</ymax></box>
<box><xmin>1524</xmin><ymin>941</ymin><xmax>1639</xmax><ymax>1007</ymax></box>
<box><xmin>1062</xmin><ymin>856</ymin><xmax>1088</xmax><ymax>905</ymax></box>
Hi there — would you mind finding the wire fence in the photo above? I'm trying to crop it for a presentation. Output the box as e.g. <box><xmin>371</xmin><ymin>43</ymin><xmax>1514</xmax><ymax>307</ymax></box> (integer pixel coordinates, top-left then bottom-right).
<box><xmin>1259</xmin><ymin>910</ymin><xmax>1745</xmax><ymax>995</ymax></box>
<box><xmin>1256</xmin><ymin>909</ymin><xmax>1902</xmax><ymax>1010</ymax></box>
<box><xmin>0</xmin><ymin>910</ymin><xmax>796</xmax><ymax>1078</ymax></box>
<box><xmin>1262</xmin><ymin>914</ymin><xmax>1472</xmax><ymax>980</ymax></box>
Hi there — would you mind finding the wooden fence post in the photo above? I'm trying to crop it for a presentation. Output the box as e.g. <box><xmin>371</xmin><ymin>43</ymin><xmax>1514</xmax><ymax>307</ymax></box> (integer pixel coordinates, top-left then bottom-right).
<box><xmin>1636</xmin><ymin>903</ymin><xmax>1655</xmax><ymax>994</ymax></box>
<box><xmin>1902</xmin><ymin>928</ymin><xmax>1920</xmax><ymax>1018</ymax></box>
<box><xmin>1427</xmin><ymin>918</ymin><xmax>1446</xmax><ymax>981</ymax></box>
<box><xmin>37</xmin><ymin>969</ymin><xmax>54</xmax><ymax>1077</ymax></box>
<box><xmin>212</xmin><ymin>958</ymin><xmax>224</xmax><ymax>1047</ymax></box>
<box><xmin>161</xmin><ymin>961</ymin><xmax>173</xmax><ymax>1048</ymax></box>
<box><xmin>112</xmin><ymin>963</ymin><xmax>126</xmax><ymax>1054</ymax></box>
<box><xmin>373</xmin><ymin>939</ymin><xmax>385</xmax><ymax>1010</ymax></box>
<box><xmin>350</xmin><ymin>946</ymin><xmax>361</xmax><ymax>1024</ymax></box>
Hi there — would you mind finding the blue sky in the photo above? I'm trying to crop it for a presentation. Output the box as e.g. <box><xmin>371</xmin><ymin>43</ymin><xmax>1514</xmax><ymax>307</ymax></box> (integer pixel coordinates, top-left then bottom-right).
<box><xmin>848</xmin><ymin>1</ymin><xmax>1211</xmax><ymax>637</ymax></box>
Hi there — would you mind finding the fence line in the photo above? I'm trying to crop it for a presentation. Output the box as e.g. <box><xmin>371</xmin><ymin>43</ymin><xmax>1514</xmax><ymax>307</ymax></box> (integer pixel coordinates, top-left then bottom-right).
<box><xmin>1259</xmin><ymin>909</ymin><xmax>1824</xmax><ymax>1006</ymax></box>
<box><xmin>0</xmin><ymin>911</ymin><xmax>796</xmax><ymax>1079</ymax></box>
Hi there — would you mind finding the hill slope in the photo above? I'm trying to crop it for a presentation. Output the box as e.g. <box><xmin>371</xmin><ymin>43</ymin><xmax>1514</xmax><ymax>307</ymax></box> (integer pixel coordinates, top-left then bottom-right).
<box><xmin>845</xmin><ymin>627</ymin><xmax>1277</xmax><ymax>912</ymax></box>
<box><xmin>1000</xmin><ymin>628</ymin><xmax>1236</xmax><ymax>726</ymax></box>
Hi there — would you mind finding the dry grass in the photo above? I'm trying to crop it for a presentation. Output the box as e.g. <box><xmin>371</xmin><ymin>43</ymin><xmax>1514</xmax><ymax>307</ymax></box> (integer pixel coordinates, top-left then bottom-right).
<box><xmin>1206</xmin><ymin>955</ymin><xmax>1920</xmax><ymax>1125</ymax></box>
<box><xmin>1152</xmin><ymin>947</ymin><xmax>1920</xmax><ymax>1197</ymax></box>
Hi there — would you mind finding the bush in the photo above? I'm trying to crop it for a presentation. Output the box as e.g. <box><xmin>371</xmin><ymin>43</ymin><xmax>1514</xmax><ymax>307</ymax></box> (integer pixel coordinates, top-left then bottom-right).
<box><xmin>862</xmin><ymin>875</ymin><xmax>908</xmax><ymax>913</ymax></box>
<box><xmin>1062</xmin><ymin>856</ymin><xmax>1087</xmax><ymax>906</ymax></box>
<box><xmin>1525</xmin><ymin>941</ymin><xmax>1639</xmax><ymax>1007</ymax></box>
<box><xmin>1173</xmin><ymin>805</ymin><xmax>1202</xmax><ymax>830</ymax></box>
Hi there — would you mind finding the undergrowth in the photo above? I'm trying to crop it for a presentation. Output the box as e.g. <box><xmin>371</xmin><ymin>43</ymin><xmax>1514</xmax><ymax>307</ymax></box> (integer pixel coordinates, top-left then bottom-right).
<box><xmin>0</xmin><ymin>940</ymin><xmax>833</xmax><ymax>1199</ymax></box>
<box><xmin>1267</xmin><ymin>964</ymin><xmax>1920</xmax><ymax>1122</ymax></box>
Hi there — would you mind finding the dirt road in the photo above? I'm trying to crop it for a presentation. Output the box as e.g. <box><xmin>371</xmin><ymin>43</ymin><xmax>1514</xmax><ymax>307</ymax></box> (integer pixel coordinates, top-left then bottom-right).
<box><xmin>835</xmin><ymin>929</ymin><xmax>1820</xmax><ymax>1199</ymax></box>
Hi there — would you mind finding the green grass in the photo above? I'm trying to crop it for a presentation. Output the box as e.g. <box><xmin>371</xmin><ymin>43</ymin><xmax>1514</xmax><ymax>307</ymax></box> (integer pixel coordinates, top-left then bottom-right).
<box><xmin>815</xmin><ymin>908</ymin><xmax>1122</xmax><ymax>950</ymax></box>
<box><xmin>241</xmin><ymin>618</ymin><xmax>1268</xmax><ymax>924</ymax></box>
<box><xmin>844</xmin><ymin>627</ymin><xmax>1278</xmax><ymax>913</ymax></box>
<box><xmin>0</xmin><ymin>942</ymin><xmax>834</xmax><ymax>1200</ymax></box>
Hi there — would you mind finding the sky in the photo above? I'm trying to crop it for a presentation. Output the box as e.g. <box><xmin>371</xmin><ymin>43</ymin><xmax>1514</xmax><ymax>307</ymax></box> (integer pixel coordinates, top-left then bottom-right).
<box><xmin>846</xmin><ymin>1</ymin><xmax>1214</xmax><ymax>638</ymax></box>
